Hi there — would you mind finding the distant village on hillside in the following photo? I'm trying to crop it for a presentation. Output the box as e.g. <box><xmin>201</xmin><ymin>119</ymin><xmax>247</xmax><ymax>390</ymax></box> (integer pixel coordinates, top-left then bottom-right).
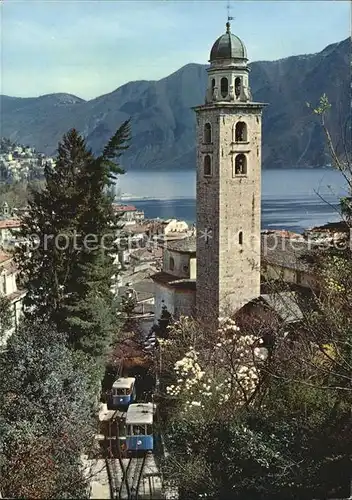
<box><xmin>0</xmin><ymin>138</ymin><xmax>55</xmax><ymax>182</ymax></box>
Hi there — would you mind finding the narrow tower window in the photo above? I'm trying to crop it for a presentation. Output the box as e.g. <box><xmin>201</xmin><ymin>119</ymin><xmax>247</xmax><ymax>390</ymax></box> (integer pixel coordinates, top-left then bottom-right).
<box><xmin>238</xmin><ymin>231</ymin><xmax>243</xmax><ymax>245</ymax></box>
<box><xmin>235</xmin><ymin>77</ymin><xmax>241</xmax><ymax>98</ymax></box>
<box><xmin>234</xmin><ymin>154</ymin><xmax>247</xmax><ymax>175</ymax></box>
<box><xmin>204</xmin><ymin>123</ymin><xmax>212</xmax><ymax>144</ymax></box>
<box><xmin>211</xmin><ymin>78</ymin><xmax>215</xmax><ymax>93</ymax></box>
<box><xmin>235</xmin><ymin>122</ymin><xmax>247</xmax><ymax>142</ymax></box>
<box><xmin>203</xmin><ymin>155</ymin><xmax>212</xmax><ymax>176</ymax></box>
<box><xmin>220</xmin><ymin>77</ymin><xmax>229</xmax><ymax>98</ymax></box>
<box><xmin>169</xmin><ymin>256</ymin><xmax>175</xmax><ymax>271</ymax></box>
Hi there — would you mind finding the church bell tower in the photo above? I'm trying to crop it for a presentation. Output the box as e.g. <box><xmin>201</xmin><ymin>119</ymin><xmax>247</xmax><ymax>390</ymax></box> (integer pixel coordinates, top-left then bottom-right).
<box><xmin>193</xmin><ymin>20</ymin><xmax>266</xmax><ymax>325</ymax></box>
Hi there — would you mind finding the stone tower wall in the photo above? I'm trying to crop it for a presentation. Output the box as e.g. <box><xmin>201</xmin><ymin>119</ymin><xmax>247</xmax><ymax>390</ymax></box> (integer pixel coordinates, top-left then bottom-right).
<box><xmin>196</xmin><ymin>104</ymin><xmax>264</xmax><ymax>324</ymax></box>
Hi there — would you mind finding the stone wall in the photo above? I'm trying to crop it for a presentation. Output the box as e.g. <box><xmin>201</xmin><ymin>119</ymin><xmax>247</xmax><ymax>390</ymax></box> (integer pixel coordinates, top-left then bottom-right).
<box><xmin>263</xmin><ymin>262</ymin><xmax>318</xmax><ymax>290</ymax></box>
<box><xmin>174</xmin><ymin>289</ymin><xmax>196</xmax><ymax>318</ymax></box>
<box><xmin>154</xmin><ymin>281</ymin><xmax>196</xmax><ymax>323</ymax></box>
<box><xmin>163</xmin><ymin>249</ymin><xmax>192</xmax><ymax>279</ymax></box>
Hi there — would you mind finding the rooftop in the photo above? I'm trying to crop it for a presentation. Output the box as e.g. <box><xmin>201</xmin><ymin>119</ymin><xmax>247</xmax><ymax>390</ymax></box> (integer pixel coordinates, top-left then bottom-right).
<box><xmin>210</xmin><ymin>21</ymin><xmax>247</xmax><ymax>61</ymax></box>
<box><xmin>130</xmin><ymin>247</ymin><xmax>163</xmax><ymax>262</ymax></box>
<box><xmin>0</xmin><ymin>219</ymin><xmax>21</xmax><ymax>230</ymax></box>
<box><xmin>126</xmin><ymin>403</ymin><xmax>155</xmax><ymax>426</ymax></box>
<box><xmin>119</xmin><ymin>278</ymin><xmax>155</xmax><ymax>302</ymax></box>
<box><xmin>0</xmin><ymin>251</ymin><xmax>11</xmax><ymax>264</ymax></box>
<box><xmin>261</xmin><ymin>232</ymin><xmax>316</xmax><ymax>272</ymax></box>
<box><xmin>162</xmin><ymin>235</ymin><xmax>196</xmax><ymax>254</ymax></box>
<box><xmin>151</xmin><ymin>271</ymin><xmax>196</xmax><ymax>291</ymax></box>
<box><xmin>260</xmin><ymin>292</ymin><xmax>304</xmax><ymax>324</ymax></box>
<box><xmin>112</xmin><ymin>204</ymin><xmax>137</xmax><ymax>213</ymax></box>
<box><xmin>7</xmin><ymin>290</ymin><xmax>26</xmax><ymax>303</ymax></box>
<box><xmin>112</xmin><ymin>377</ymin><xmax>135</xmax><ymax>389</ymax></box>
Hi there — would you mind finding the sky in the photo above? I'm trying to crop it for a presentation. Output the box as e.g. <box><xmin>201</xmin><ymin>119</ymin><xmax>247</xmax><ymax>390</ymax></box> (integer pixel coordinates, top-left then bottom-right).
<box><xmin>1</xmin><ymin>0</ymin><xmax>350</xmax><ymax>100</ymax></box>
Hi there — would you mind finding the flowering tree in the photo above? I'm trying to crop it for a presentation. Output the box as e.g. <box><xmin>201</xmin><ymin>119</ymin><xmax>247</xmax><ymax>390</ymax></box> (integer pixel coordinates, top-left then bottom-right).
<box><xmin>163</xmin><ymin>317</ymin><xmax>266</xmax><ymax>416</ymax></box>
<box><xmin>159</xmin><ymin>305</ymin><xmax>352</xmax><ymax>499</ymax></box>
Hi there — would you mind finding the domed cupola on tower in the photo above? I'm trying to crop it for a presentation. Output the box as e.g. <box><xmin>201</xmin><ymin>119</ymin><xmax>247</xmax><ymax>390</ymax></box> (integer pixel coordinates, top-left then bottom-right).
<box><xmin>205</xmin><ymin>21</ymin><xmax>252</xmax><ymax>104</ymax></box>
<box><xmin>210</xmin><ymin>22</ymin><xmax>247</xmax><ymax>61</ymax></box>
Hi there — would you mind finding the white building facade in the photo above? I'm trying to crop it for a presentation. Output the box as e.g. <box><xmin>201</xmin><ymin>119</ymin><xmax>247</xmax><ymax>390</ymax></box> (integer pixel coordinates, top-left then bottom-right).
<box><xmin>0</xmin><ymin>252</ymin><xmax>25</xmax><ymax>348</ymax></box>
<box><xmin>152</xmin><ymin>237</ymin><xmax>196</xmax><ymax>322</ymax></box>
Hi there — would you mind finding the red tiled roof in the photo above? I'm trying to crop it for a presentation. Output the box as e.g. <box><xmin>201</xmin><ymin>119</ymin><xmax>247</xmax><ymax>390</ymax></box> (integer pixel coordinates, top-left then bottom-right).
<box><xmin>0</xmin><ymin>251</ymin><xmax>11</xmax><ymax>264</ymax></box>
<box><xmin>0</xmin><ymin>219</ymin><xmax>21</xmax><ymax>230</ymax></box>
<box><xmin>112</xmin><ymin>204</ymin><xmax>137</xmax><ymax>213</ymax></box>
<box><xmin>7</xmin><ymin>289</ymin><xmax>26</xmax><ymax>303</ymax></box>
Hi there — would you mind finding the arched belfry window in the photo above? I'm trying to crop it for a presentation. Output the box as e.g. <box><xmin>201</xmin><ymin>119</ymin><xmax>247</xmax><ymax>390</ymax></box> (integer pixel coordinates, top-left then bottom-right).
<box><xmin>204</xmin><ymin>155</ymin><xmax>212</xmax><ymax>176</ymax></box>
<box><xmin>235</xmin><ymin>77</ymin><xmax>241</xmax><ymax>98</ymax></box>
<box><xmin>204</xmin><ymin>123</ymin><xmax>212</xmax><ymax>144</ymax></box>
<box><xmin>234</xmin><ymin>153</ymin><xmax>247</xmax><ymax>175</ymax></box>
<box><xmin>169</xmin><ymin>256</ymin><xmax>175</xmax><ymax>271</ymax></box>
<box><xmin>211</xmin><ymin>78</ymin><xmax>215</xmax><ymax>92</ymax></box>
<box><xmin>235</xmin><ymin>122</ymin><xmax>247</xmax><ymax>142</ymax></box>
<box><xmin>220</xmin><ymin>77</ymin><xmax>228</xmax><ymax>98</ymax></box>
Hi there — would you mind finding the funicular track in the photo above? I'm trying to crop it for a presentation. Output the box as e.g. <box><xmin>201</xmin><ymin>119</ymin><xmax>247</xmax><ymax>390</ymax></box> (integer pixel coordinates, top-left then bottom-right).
<box><xmin>104</xmin><ymin>361</ymin><xmax>154</xmax><ymax>499</ymax></box>
<box><xmin>106</xmin><ymin>455</ymin><xmax>147</xmax><ymax>499</ymax></box>
<box><xmin>127</xmin><ymin>455</ymin><xmax>146</xmax><ymax>499</ymax></box>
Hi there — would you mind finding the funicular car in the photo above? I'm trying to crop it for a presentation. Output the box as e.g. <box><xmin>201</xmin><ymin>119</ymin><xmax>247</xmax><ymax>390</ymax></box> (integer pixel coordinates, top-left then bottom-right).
<box><xmin>109</xmin><ymin>376</ymin><xmax>136</xmax><ymax>410</ymax></box>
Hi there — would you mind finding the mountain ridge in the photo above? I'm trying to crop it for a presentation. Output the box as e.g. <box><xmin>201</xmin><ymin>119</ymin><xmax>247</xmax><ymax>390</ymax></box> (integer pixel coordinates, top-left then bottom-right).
<box><xmin>0</xmin><ymin>37</ymin><xmax>350</xmax><ymax>170</ymax></box>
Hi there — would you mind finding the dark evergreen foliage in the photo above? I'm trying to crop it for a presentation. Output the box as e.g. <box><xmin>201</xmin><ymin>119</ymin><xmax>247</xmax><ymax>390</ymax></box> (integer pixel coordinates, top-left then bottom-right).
<box><xmin>0</xmin><ymin>319</ymin><xmax>96</xmax><ymax>498</ymax></box>
<box><xmin>0</xmin><ymin>295</ymin><xmax>12</xmax><ymax>340</ymax></box>
<box><xmin>14</xmin><ymin>120</ymin><xmax>131</xmax><ymax>360</ymax></box>
<box><xmin>152</xmin><ymin>302</ymin><xmax>172</xmax><ymax>339</ymax></box>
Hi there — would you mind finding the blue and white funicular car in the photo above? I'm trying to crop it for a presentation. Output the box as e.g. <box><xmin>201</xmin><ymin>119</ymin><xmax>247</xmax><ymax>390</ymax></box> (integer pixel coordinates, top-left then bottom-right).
<box><xmin>126</xmin><ymin>402</ymin><xmax>156</xmax><ymax>454</ymax></box>
<box><xmin>111</xmin><ymin>377</ymin><xmax>136</xmax><ymax>409</ymax></box>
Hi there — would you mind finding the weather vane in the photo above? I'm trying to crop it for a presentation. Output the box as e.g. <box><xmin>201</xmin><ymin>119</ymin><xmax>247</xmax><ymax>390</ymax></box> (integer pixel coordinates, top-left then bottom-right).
<box><xmin>227</xmin><ymin>0</ymin><xmax>234</xmax><ymax>22</ymax></box>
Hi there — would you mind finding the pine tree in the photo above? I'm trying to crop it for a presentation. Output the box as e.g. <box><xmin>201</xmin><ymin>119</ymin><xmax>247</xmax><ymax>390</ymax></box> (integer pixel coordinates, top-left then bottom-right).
<box><xmin>152</xmin><ymin>302</ymin><xmax>172</xmax><ymax>339</ymax></box>
<box><xmin>14</xmin><ymin>120</ymin><xmax>131</xmax><ymax>359</ymax></box>
<box><xmin>0</xmin><ymin>295</ymin><xmax>12</xmax><ymax>342</ymax></box>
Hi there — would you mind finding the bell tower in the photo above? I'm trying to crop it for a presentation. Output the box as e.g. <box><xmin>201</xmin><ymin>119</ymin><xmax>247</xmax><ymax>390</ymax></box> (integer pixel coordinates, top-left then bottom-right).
<box><xmin>193</xmin><ymin>20</ymin><xmax>267</xmax><ymax>325</ymax></box>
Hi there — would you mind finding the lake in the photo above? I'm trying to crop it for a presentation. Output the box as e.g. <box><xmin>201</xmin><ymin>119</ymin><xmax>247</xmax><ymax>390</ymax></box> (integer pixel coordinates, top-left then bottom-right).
<box><xmin>115</xmin><ymin>168</ymin><xmax>347</xmax><ymax>233</ymax></box>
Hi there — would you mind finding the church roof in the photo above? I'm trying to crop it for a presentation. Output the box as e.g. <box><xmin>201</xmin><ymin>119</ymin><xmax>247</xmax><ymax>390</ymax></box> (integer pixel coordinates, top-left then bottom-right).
<box><xmin>151</xmin><ymin>271</ymin><xmax>196</xmax><ymax>291</ymax></box>
<box><xmin>162</xmin><ymin>235</ymin><xmax>196</xmax><ymax>254</ymax></box>
<box><xmin>261</xmin><ymin>233</ymin><xmax>316</xmax><ymax>272</ymax></box>
<box><xmin>210</xmin><ymin>22</ymin><xmax>247</xmax><ymax>61</ymax></box>
<box><xmin>259</xmin><ymin>292</ymin><xmax>304</xmax><ymax>324</ymax></box>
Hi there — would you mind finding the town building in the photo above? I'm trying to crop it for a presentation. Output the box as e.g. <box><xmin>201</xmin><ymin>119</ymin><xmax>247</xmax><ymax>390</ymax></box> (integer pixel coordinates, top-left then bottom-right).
<box><xmin>193</xmin><ymin>20</ymin><xmax>267</xmax><ymax>324</ymax></box>
<box><xmin>151</xmin><ymin>230</ymin><xmax>319</xmax><ymax>323</ymax></box>
<box><xmin>0</xmin><ymin>251</ymin><xmax>26</xmax><ymax>348</ymax></box>
<box><xmin>112</xmin><ymin>204</ymin><xmax>145</xmax><ymax>224</ymax></box>
<box><xmin>0</xmin><ymin>218</ymin><xmax>21</xmax><ymax>249</ymax></box>
<box><xmin>152</xmin><ymin>237</ymin><xmax>196</xmax><ymax>321</ymax></box>
<box><xmin>261</xmin><ymin>231</ymin><xmax>318</xmax><ymax>290</ymax></box>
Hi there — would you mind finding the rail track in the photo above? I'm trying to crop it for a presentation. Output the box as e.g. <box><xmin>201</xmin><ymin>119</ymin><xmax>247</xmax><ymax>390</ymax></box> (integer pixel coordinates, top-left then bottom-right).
<box><xmin>106</xmin><ymin>455</ymin><xmax>147</xmax><ymax>499</ymax></box>
<box><xmin>128</xmin><ymin>456</ymin><xmax>146</xmax><ymax>499</ymax></box>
